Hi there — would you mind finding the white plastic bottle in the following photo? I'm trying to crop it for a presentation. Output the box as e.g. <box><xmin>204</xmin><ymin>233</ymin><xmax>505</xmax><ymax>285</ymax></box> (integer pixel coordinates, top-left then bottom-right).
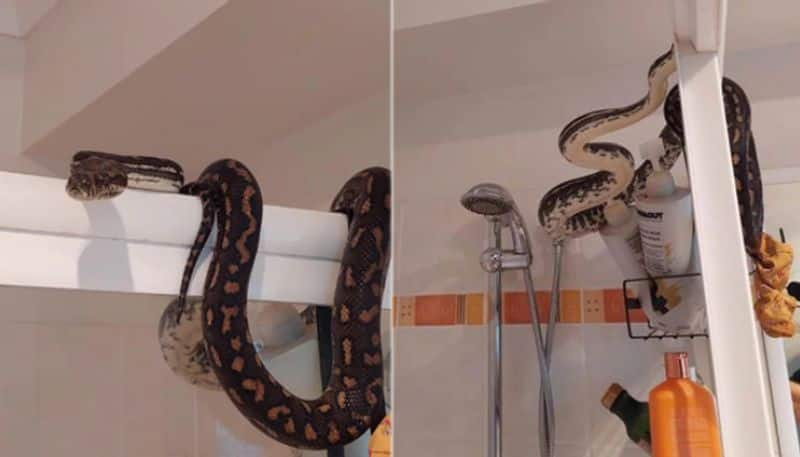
<box><xmin>600</xmin><ymin>199</ymin><xmax>660</xmax><ymax>328</ymax></box>
<box><xmin>636</xmin><ymin>144</ymin><xmax>694</xmax><ymax>277</ymax></box>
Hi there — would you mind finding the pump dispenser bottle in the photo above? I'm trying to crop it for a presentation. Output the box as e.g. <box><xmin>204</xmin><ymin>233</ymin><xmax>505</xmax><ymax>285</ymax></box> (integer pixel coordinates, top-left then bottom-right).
<box><xmin>636</xmin><ymin>143</ymin><xmax>694</xmax><ymax>277</ymax></box>
<box><xmin>650</xmin><ymin>352</ymin><xmax>722</xmax><ymax>457</ymax></box>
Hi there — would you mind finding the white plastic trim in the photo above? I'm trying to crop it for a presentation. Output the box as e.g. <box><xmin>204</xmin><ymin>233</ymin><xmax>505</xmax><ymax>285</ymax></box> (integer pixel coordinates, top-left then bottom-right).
<box><xmin>672</xmin><ymin>0</ymin><xmax>723</xmax><ymax>53</ymax></box>
<box><xmin>0</xmin><ymin>171</ymin><xmax>347</xmax><ymax>260</ymax></box>
<box><xmin>0</xmin><ymin>171</ymin><xmax>391</xmax><ymax>308</ymax></box>
<box><xmin>764</xmin><ymin>336</ymin><xmax>800</xmax><ymax>457</ymax></box>
<box><xmin>675</xmin><ymin>41</ymin><xmax>779</xmax><ymax>456</ymax></box>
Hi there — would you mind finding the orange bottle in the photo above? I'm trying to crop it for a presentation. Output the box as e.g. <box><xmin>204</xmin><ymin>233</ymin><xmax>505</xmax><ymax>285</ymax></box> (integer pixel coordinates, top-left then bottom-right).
<box><xmin>650</xmin><ymin>352</ymin><xmax>723</xmax><ymax>457</ymax></box>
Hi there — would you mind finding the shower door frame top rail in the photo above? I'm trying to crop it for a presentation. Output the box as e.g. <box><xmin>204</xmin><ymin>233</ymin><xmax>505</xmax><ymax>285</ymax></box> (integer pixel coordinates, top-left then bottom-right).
<box><xmin>672</xmin><ymin>0</ymin><xmax>798</xmax><ymax>455</ymax></box>
<box><xmin>0</xmin><ymin>170</ymin><xmax>391</xmax><ymax>308</ymax></box>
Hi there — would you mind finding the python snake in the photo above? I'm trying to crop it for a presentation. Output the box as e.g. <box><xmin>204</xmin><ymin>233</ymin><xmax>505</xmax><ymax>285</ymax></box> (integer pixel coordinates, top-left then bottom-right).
<box><xmin>538</xmin><ymin>47</ymin><xmax>678</xmax><ymax>240</ymax></box>
<box><xmin>663</xmin><ymin>77</ymin><xmax>764</xmax><ymax>255</ymax></box>
<box><xmin>68</xmin><ymin>153</ymin><xmax>390</xmax><ymax>448</ymax></box>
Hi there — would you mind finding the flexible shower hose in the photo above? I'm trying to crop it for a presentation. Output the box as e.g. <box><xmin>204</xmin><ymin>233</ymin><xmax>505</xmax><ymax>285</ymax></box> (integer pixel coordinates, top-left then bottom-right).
<box><xmin>524</xmin><ymin>240</ymin><xmax>563</xmax><ymax>457</ymax></box>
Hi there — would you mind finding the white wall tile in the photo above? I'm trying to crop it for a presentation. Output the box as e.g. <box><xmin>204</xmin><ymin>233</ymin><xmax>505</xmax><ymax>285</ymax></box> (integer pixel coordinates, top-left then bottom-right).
<box><xmin>122</xmin><ymin>326</ymin><xmax>181</xmax><ymax>457</ymax></box>
<box><xmin>503</xmin><ymin>325</ymin><xmax>590</xmax><ymax>452</ymax></box>
<box><xmin>163</xmin><ymin>375</ymin><xmax>198</xmax><ymax>457</ymax></box>
<box><xmin>0</xmin><ymin>286</ymin><xmax>167</xmax><ymax>326</ymax></box>
<box><xmin>37</xmin><ymin>324</ymin><xmax>125</xmax><ymax>457</ymax></box>
<box><xmin>395</xmin><ymin>196</ymin><xmax>486</xmax><ymax>295</ymax></box>
<box><xmin>0</xmin><ymin>324</ymin><xmax>38</xmax><ymax>457</ymax></box>
<box><xmin>195</xmin><ymin>387</ymin><xmax>321</xmax><ymax>457</ymax></box>
<box><xmin>593</xmin><ymin>445</ymin><xmax>650</xmax><ymax>457</ymax></box>
<box><xmin>394</xmin><ymin>326</ymin><xmax>486</xmax><ymax>457</ymax></box>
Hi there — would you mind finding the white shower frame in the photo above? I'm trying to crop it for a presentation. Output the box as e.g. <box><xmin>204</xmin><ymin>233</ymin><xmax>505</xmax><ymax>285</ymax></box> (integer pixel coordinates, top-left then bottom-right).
<box><xmin>0</xmin><ymin>170</ymin><xmax>391</xmax><ymax>310</ymax></box>
<box><xmin>673</xmin><ymin>0</ymin><xmax>798</xmax><ymax>456</ymax></box>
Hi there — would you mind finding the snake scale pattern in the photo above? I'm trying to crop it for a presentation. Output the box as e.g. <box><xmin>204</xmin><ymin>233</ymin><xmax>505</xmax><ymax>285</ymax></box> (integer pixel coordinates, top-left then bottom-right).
<box><xmin>538</xmin><ymin>47</ymin><xmax>678</xmax><ymax>240</ymax></box>
<box><xmin>663</xmin><ymin>77</ymin><xmax>764</xmax><ymax>255</ymax></box>
<box><xmin>185</xmin><ymin>162</ymin><xmax>389</xmax><ymax>448</ymax></box>
<box><xmin>67</xmin><ymin>153</ymin><xmax>390</xmax><ymax>449</ymax></box>
<box><xmin>537</xmin><ymin>46</ymin><xmax>763</xmax><ymax>254</ymax></box>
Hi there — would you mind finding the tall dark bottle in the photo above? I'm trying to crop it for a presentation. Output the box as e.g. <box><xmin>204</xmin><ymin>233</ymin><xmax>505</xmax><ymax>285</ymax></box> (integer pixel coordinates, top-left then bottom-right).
<box><xmin>602</xmin><ymin>383</ymin><xmax>652</xmax><ymax>453</ymax></box>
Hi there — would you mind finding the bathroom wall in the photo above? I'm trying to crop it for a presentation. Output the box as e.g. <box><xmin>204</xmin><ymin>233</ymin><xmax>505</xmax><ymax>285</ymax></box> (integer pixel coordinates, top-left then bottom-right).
<box><xmin>0</xmin><ymin>286</ymin><xmax>341</xmax><ymax>457</ymax></box>
<box><xmin>393</xmin><ymin>69</ymin><xmax>702</xmax><ymax>457</ymax></box>
<box><xmin>0</xmin><ymin>35</ymin><xmax>25</xmax><ymax>171</ymax></box>
<box><xmin>22</xmin><ymin>0</ymin><xmax>228</xmax><ymax>150</ymax></box>
<box><xmin>393</xmin><ymin>42</ymin><xmax>800</xmax><ymax>456</ymax></box>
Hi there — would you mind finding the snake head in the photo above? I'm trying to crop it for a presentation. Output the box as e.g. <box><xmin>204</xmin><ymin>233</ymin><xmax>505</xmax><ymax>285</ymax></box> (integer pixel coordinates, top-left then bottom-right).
<box><xmin>66</xmin><ymin>156</ymin><xmax>128</xmax><ymax>201</ymax></box>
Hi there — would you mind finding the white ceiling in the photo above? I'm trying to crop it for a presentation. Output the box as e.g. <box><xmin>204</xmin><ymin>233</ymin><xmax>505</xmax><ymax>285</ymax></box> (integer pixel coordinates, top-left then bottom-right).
<box><xmin>395</xmin><ymin>0</ymin><xmax>550</xmax><ymax>30</ymax></box>
<box><xmin>23</xmin><ymin>0</ymin><xmax>389</xmax><ymax>181</ymax></box>
<box><xmin>14</xmin><ymin>0</ymin><xmax>59</xmax><ymax>35</ymax></box>
<box><xmin>0</xmin><ymin>0</ymin><xmax>59</xmax><ymax>36</ymax></box>
<box><xmin>396</xmin><ymin>0</ymin><xmax>800</xmax><ymax>107</ymax></box>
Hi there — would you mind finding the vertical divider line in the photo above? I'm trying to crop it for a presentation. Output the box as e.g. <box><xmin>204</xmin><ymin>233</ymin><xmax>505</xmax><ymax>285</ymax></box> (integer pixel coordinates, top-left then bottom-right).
<box><xmin>388</xmin><ymin>1</ymin><xmax>396</xmax><ymax>456</ymax></box>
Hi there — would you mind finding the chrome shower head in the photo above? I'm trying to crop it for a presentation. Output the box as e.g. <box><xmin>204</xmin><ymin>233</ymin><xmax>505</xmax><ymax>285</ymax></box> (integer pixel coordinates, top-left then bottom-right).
<box><xmin>460</xmin><ymin>183</ymin><xmax>515</xmax><ymax>217</ymax></box>
<box><xmin>461</xmin><ymin>183</ymin><xmax>532</xmax><ymax>262</ymax></box>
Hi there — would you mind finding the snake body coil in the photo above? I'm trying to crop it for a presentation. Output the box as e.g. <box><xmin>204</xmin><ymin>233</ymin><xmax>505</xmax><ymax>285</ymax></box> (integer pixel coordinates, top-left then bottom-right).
<box><xmin>181</xmin><ymin>162</ymin><xmax>390</xmax><ymax>448</ymax></box>
<box><xmin>539</xmin><ymin>47</ymin><xmax>677</xmax><ymax>240</ymax></box>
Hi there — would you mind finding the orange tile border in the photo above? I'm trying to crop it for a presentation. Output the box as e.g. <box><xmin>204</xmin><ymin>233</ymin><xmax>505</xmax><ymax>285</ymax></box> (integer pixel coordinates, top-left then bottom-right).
<box><xmin>502</xmin><ymin>290</ymin><xmax>564</xmax><ymax>324</ymax></box>
<box><xmin>603</xmin><ymin>289</ymin><xmax>626</xmax><ymax>323</ymax></box>
<box><xmin>582</xmin><ymin>289</ymin><xmax>605</xmax><ymax>323</ymax></box>
<box><xmin>503</xmin><ymin>291</ymin><xmax>532</xmax><ymax>324</ymax></box>
<box><xmin>394</xmin><ymin>288</ymin><xmax>645</xmax><ymax>327</ymax></box>
<box><xmin>535</xmin><ymin>291</ymin><xmax>551</xmax><ymax>324</ymax></box>
<box><xmin>622</xmin><ymin>288</ymin><xmax>649</xmax><ymax>323</ymax></box>
<box><xmin>394</xmin><ymin>296</ymin><xmax>415</xmax><ymax>327</ymax></box>
<box><xmin>464</xmin><ymin>293</ymin><xmax>485</xmax><ymax>325</ymax></box>
<box><xmin>560</xmin><ymin>290</ymin><xmax>582</xmax><ymax>323</ymax></box>
<box><xmin>414</xmin><ymin>294</ymin><xmax>458</xmax><ymax>325</ymax></box>
<box><xmin>628</xmin><ymin>308</ymin><xmax>649</xmax><ymax>323</ymax></box>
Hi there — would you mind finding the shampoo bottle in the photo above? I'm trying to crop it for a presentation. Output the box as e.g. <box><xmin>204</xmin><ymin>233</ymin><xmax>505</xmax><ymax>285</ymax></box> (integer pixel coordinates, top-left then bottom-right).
<box><xmin>650</xmin><ymin>353</ymin><xmax>722</xmax><ymax>457</ymax></box>
<box><xmin>636</xmin><ymin>144</ymin><xmax>694</xmax><ymax>277</ymax></box>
